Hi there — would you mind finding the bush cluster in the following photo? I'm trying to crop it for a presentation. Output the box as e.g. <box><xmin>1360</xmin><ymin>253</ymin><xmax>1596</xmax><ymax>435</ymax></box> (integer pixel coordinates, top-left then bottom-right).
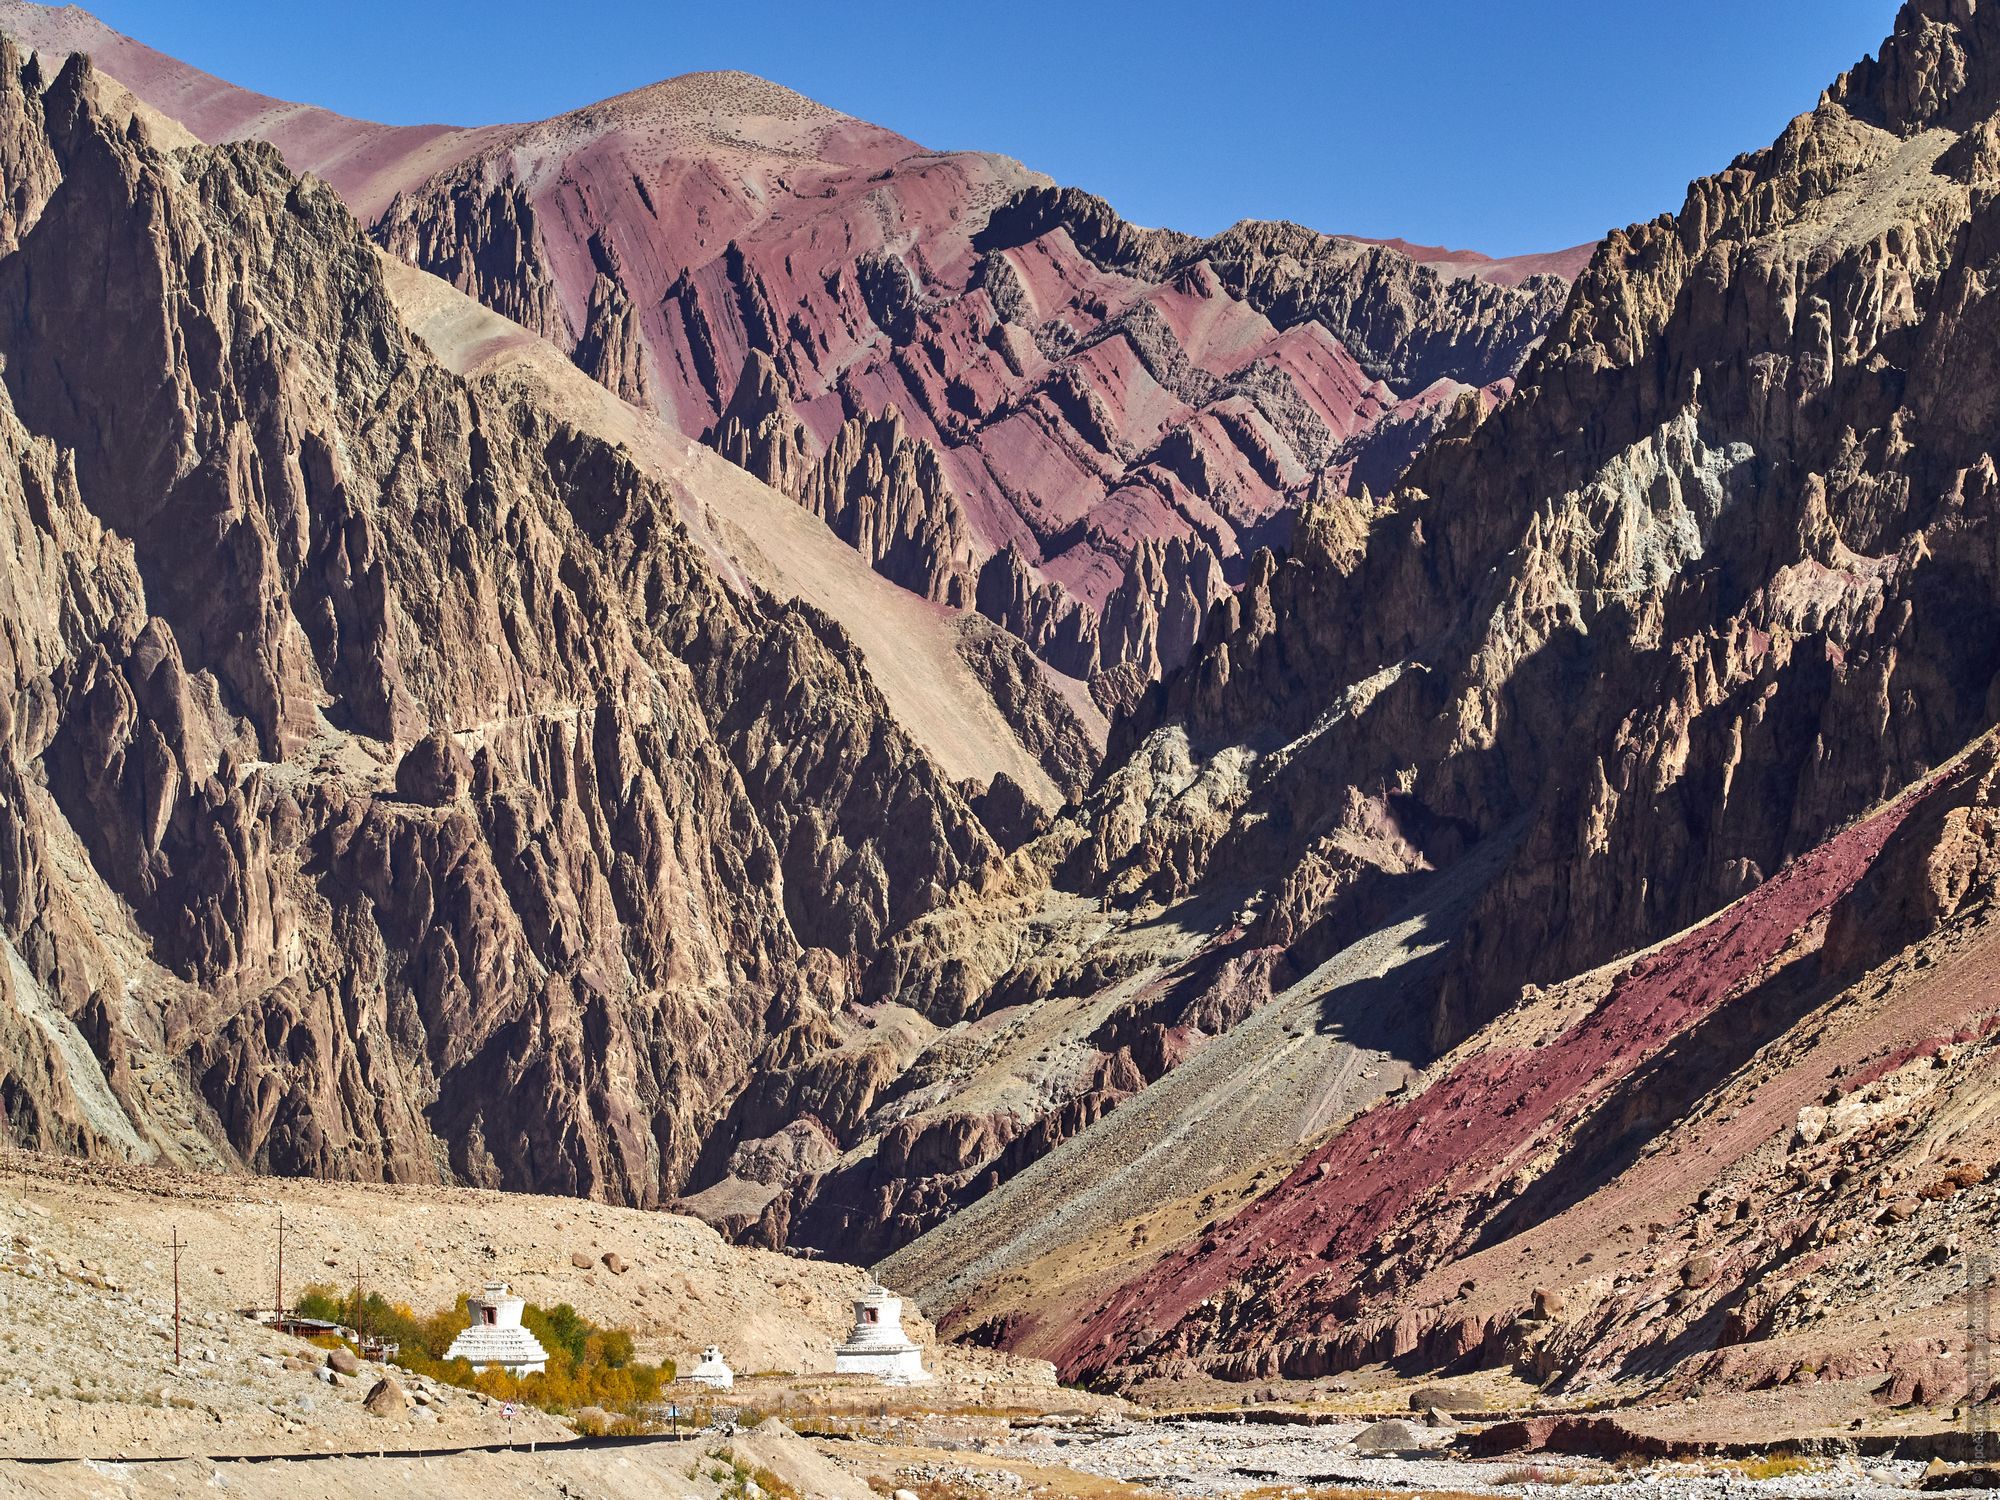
<box><xmin>292</xmin><ymin>1284</ymin><xmax>672</xmax><ymax>1422</ymax></box>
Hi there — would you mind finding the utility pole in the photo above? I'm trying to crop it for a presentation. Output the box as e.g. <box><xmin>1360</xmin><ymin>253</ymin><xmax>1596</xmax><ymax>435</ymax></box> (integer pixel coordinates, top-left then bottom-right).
<box><xmin>169</xmin><ymin>1224</ymin><xmax>184</xmax><ymax>1367</ymax></box>
<box><xmin>354</xmin><ymin>1257</ymin><xmax>364</xmax><ymax>1347</ymax></box>
<box><xmin>274</xmin><ymin>1209</ymin><xmax>285</xmax><ymax>1322</ymax></box>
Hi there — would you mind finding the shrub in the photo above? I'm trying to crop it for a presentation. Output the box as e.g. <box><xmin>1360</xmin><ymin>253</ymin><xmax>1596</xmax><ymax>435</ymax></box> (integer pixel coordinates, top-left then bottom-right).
<box><xmin>1727</xmin><ymin>1454</ymin><xmax>1817</xmax><ymax>1480</ymax></box>
<box><xmin>289</xmin><ymin>1282</ymin><xmax>672</xmax><ymax>1423</ymax></box>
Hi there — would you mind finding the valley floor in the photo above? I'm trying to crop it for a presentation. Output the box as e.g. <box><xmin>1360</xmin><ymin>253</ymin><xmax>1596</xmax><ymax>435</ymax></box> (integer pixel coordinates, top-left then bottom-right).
<box><xmin>0</xmin><ymin>1409</ymin><xmax>1982</xmax><ymax>1500</ymax></box>
<box><xmin>0</xmin><ymin>1151</ymin><xmax>1990</xmax><ymax>1496</ymax></box>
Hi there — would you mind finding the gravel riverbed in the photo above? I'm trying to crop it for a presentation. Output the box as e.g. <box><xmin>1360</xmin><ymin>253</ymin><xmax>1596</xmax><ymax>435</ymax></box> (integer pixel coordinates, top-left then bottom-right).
<box><xmin>991</xmin><ymin>1417</ymin><xmax>1956</xmax><ymax>1497</ymax></box>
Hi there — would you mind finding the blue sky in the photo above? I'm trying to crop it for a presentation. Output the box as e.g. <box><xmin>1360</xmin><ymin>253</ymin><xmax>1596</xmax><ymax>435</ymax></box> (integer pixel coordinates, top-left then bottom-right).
<box><xmin>81</xmin><ymin>0</ymin><xmax>1901</xmax><ymax>256</ymax></box>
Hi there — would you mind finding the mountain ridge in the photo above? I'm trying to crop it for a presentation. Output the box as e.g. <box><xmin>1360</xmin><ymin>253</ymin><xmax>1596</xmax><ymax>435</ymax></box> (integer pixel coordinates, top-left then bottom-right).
<box><xmin>0</xmin><ymin>0</ymin><xmax>1591</xmax><ymax>707</ymax></box>
<box><xmin>931</xmin><ymin>0</ymin><xmax>2000</xmax><ymax>1413</ymax></box>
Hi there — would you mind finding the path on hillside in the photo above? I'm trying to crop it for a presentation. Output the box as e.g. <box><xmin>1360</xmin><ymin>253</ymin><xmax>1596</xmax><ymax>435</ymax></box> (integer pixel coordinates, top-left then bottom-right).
<box><xmin>881</xmin><ymin>827</ymin><xmax>1523</xmax><ymax>1316</ymax></box>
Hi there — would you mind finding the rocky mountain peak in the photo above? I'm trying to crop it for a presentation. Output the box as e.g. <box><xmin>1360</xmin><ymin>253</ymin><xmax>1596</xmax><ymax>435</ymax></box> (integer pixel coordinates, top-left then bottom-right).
<box><xmin>1832</xmin><ymin>0</ymin><xmax>2000</xmax><ymax>133</ymax></box>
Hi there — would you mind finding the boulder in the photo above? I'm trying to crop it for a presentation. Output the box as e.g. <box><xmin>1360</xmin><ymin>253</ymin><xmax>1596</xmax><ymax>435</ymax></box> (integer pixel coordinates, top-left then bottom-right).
<box><xmin>1352</xmin><ymin>1418</ymin><xmax>1422</xmax><ymax>1454</ymax></box>
<box><xmin>601</xmin><ymin>1252</ymin><xmax>629</xmax><ymax>1275</ymax></box>
<box><xmin>570</xmin><ymin>1251</ymin><xmax>594</xmax><ymax>1269</ymax></box>
<box><xmin>1407</xmin><ymin>1383</ymin><xmax>1465</xmax><ymax>1411</ymax></box>
<box><xmin>326</xmin><ymin>1347</ymin><xmax>359</xmax><ymax>1376</ymax></box>
<box><xmin>362</xmin><ymin>1376</ymin><xmax>409</xmax><ymax>1416</ymax></box>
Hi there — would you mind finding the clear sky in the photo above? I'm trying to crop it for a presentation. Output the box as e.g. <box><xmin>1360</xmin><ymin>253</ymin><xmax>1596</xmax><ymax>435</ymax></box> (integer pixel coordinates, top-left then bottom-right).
<box><xmin>78</xmin><ymin>0</ymin><xmax>1902</xmax><ymax>257</ymax></box>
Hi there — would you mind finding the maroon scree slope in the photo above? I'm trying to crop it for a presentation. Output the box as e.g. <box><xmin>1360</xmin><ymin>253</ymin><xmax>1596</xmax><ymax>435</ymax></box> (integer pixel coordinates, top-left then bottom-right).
<box><xmin>0</xmin><ymin>0</ymin><xmax>1588</xmax><ymax>702</ymax></box>
<box><xmin>1049</xmin><ymin>783</ymin><xmax>1925</xmax><ymax>1381</ymax></box>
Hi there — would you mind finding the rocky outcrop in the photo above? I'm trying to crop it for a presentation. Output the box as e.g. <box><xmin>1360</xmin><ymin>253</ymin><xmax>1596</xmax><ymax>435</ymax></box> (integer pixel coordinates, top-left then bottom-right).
<box><xmin>1096</xmin><ymin>535</ymin><xmax>1231</xmax><ymax>706</ymax></box>
<box><xmin>975</xmin><ymin>547</ymin><xmax>1102</xmax><ymax>681</ymax></box>
<box><xmin>794</xmin><ymin>405</ymin><xmax>977</xmax><ymax>607</ymax></box>
<box><xmin>710</xmin><ymin>353</ymin><xmax>977</xmax><ymax>605</ymax></box>
<box><xmin>0</xmin><ymin>45</ymin><xmax>997</xmax><ymax>1206</ymax></box>
<box><xmin>377</xmin><ymin>173</ymin><xmax>569</xmax><ymax>346</ymax></box>
<box><xmin>1323</xmin><ymin>379</ymin><xmax>1510</xmax><ymax>499</ymax></box>
<box><xmin>709</xmin><ymin>351</ymin><xmax>813</xmax><ymax>496</ymax></box>
<box><xmin>574</xmin><ymin>271</ymin><xmax>652</xmax><ymax>408</ymax></box>
<box><xmin>976</xmin><ymin>186</ymin><xmax>1570</xmax><ymax>390</ymax></box>
<box><xmin>950</xmin><ymin>621</ymin><xmax>1104</xmax><ymax>804</ymax></box>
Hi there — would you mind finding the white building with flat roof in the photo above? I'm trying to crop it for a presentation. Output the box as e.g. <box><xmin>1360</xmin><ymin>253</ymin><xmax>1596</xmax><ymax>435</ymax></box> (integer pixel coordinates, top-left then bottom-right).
<box><xmin>444</xmin><ymin>1282</ymin><xmax>549</xmax><ymax>1375</ymax></box>
<box><xmin>833</xmin><ymin>1283</ymin><xmax>928</xmax><ymax>1384</ymax></box>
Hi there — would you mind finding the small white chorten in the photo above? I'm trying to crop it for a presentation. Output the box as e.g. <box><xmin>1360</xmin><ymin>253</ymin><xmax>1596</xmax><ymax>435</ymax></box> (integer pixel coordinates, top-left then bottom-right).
<box><xmin>834</xmin><ymin>1283</ymin><xmax>928</xmax><ymax>1383</ymax></box>
<box><xmin>443</xmin><ymin>1282</ymin><xmax>549</xmax><ymax>1375</ymax></box>
<box><xmin>689</xmin><ymin>1344</ymin><xmax>734</xmax><ymax>1389</ymax></box>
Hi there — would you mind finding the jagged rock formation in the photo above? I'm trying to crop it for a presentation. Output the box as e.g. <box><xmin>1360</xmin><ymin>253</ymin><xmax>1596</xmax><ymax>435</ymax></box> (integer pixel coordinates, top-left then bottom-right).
<box><xmin>1094</xmin><ymin>536</ymin><xmax>1232</xmax><ymax>714</ymax></box>
<box><xmin>573</xmin><ymin>252</ymin><xmax>651</xmax><ymax>409</ymax></box>
<box><xmin>1007</xmin><ymin>0</ymin><xmax>2000</xmax><ymax>1386</ymax></box>
<box><xmin>379</xmin><ymin>178</ymin><xmax>571</xmax><ymax>346</ymax></box>
<box><xmin>0</xmin><ymin>42</ymin><xmax>1008</xmax><ymax>1207</ymax></box>
<box><xmin>710</xmin><ymin>351</ymin><xmax>814</xmax><ymax>497</ymax></box>
<box><xmin>713</xmin><ymin>353</ymin><xmax>977</xmax><ymax>605</ymax></box>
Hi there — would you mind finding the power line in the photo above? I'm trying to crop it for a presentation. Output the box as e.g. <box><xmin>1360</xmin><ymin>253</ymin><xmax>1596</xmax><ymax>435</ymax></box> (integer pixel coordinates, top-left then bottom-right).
<box><xmin>168</xmin><ymin>1224</ymin><xmax>185</xmax><ymax>1368</ymax></box>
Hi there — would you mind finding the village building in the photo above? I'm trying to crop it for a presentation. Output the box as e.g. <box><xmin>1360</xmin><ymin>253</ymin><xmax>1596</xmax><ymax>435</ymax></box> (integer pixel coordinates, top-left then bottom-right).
<box><xmin>443</xmin><ymin>1282</ymin><xmax>549</xmax><ymax>1375</ymax></box>
<box><xmin>687</xmin><ymin>1344</ymin><xmax>734</xmax><ymax>1389</ymax></box>
<box><xmin>833</xmin><ymin>1283</ymin><xmax>928</xmax><ymax>1383</ymax></box>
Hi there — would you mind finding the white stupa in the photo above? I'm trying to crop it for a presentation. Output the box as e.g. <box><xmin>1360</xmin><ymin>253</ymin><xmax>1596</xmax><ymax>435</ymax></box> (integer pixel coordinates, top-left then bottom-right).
<box><xmin>443</xmin><ymin>1282</ymin><xmax>549</xmax><ymax>1375</ymax></box>
<box><xmin>688</xmin><ymin>1344</ymin><xmax>734</xmax><ymax>1389</ymax></box>
<box><xmin>834</xmin><ymin>1283</ymin><xmax>928</xmax><ymax>1383</ymax></box>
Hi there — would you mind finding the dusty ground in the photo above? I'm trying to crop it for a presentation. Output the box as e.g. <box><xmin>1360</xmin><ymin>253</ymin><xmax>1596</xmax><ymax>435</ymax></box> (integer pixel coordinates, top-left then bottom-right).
<box><xmin>0</xmin><ymin>1149</ymin><xmax>1066</xmax><ymax>1461</ymax></box>
<box><xmin>0</xmin><ymin>1424</ymin><xmax>863</xmax><ymax>1500</ymax></box>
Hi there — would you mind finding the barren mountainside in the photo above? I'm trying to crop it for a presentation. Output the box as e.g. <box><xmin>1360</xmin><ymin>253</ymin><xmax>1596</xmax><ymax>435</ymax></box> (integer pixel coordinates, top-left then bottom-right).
<box><xmin>1</xmin><ymin>0</ymin><xmax>1999</xmax><ymax>1449</ymax></box>
<box><xmin>0</xmin><ymin>40</ymin><xmax>1016</xmax><ymax>1206</ymax></box>
<box><xmin>962</xmin><ymin>0</ymin><xmax>2000</xmax><ymax>1401</ymax></box>
<box><xmin>0</xmin><ymin>0</ymin><xmax>1588</xmax><ymax>710</ymax></box>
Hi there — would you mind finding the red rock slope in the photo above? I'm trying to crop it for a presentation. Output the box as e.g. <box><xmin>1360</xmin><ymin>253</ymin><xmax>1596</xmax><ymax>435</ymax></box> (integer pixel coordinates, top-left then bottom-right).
<box><xmin>1050</xmin><ymin>769</ymin><xmax>1931</xmax><ymax>1380</ymax></box>
<box><xmin>1045</xmin><ymin>736</ymin><xmax>2000</xmax><ymax>1429</ymax></box>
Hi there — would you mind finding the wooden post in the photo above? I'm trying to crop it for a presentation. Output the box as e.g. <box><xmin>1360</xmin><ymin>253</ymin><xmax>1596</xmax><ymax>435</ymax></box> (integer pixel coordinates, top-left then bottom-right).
<box><xmin>275</xmin><ymin>1209</ymin><xmax>285</xmax><ymax>1321</ymax></box>
<box><xmin>354</xmin><ymin>1257</ymin><xmax>364</xmax><ymax>1348</ymax></box>
<box><xmin>169</xmin><ymin>1224</ymin><xmax>184</xmax><ymax>1367</ymax></box>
